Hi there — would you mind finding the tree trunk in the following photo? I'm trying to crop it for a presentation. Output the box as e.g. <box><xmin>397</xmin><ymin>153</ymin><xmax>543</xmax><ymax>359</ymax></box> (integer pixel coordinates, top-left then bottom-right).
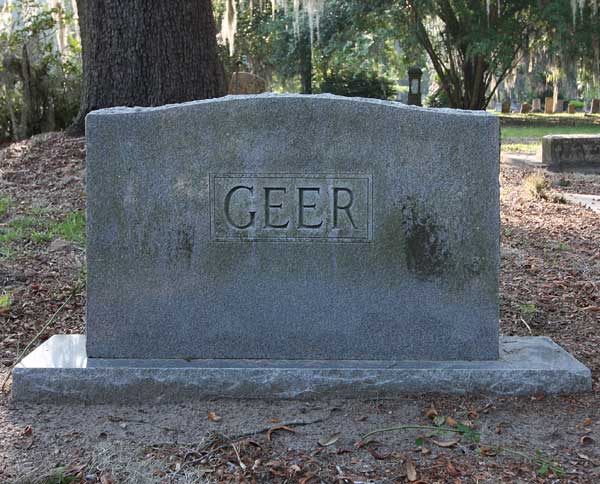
<box><xmin>592</xmin><ymin>33</ymin><xmax>600</xmax><ymax>87</ymax></box>
<box><xmin>299</xmin><ymin>28</ymin><xmax>312</xmax><ymax>94</ymax></box>
<box><xmin>69</xmin><ymin>0</ymin><xmax>225</xmax><ymax>134</ymax></box>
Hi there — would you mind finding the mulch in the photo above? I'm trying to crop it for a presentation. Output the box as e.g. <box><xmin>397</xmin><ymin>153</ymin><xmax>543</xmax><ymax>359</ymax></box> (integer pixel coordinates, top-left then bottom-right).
<box><xmin>0</xmin><ymin>132</ymin><xmax>598</xmax><ymax>483</ymax></box>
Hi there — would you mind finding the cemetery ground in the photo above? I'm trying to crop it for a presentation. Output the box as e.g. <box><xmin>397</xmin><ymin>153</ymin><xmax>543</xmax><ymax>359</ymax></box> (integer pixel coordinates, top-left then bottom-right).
<box><xmin>0</xmin><ymin>132</ymin><xmax>598</xmax><ymax>483</ymax></box>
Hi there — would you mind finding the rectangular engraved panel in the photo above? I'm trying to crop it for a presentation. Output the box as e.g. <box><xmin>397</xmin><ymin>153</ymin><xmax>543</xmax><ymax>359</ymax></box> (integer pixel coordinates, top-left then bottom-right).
<box><xmin>210</xmin><ymin>174</ymin><xmax>372</xmax><ymax>241</ymax></box>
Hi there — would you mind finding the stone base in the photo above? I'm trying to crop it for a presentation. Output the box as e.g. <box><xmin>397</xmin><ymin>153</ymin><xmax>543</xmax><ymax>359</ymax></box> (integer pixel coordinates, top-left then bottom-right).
<box><xmin>12</xmin><ymin>335</ymin><xmax>591</xmax><ymax>403</ymax></box>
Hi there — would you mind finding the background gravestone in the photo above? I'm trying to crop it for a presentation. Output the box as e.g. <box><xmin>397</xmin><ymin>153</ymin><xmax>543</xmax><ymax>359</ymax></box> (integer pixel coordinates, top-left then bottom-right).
<box><xmin>229</xmin><ymin>72</ymin><xmax>267</xmax><ymax>94</ymax></box>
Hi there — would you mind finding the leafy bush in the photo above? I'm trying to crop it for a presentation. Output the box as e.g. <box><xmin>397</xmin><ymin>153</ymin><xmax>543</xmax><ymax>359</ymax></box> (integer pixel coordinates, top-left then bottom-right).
<box><xmin>425</xmin><ymin>88</ymin><xmax>450</xmax><ymax>108</ymax></box>
<box><xmin>568</xmin><ymin>100</ymin><xmax>584</xmax><ymax>109</ymax></box>
<box><xmin>319</xmin><ymin>71</ymin><xmax>397</xmax><ymax>100</ymax></box>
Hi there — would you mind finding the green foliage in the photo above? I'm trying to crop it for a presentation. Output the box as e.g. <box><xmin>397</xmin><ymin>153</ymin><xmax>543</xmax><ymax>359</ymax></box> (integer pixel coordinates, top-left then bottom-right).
<box><xmin>213</xmin><ymin>1</ymin><xmax>410</xmax><ymax>97</ymax></box>
<box><xmin>519</xmin><ymin>302</ymin><xmax>538</xmax><ymax>319</ymax></box>
<box><xmin>0</xmin><ymin>0</ymin><xmax>81</xmax><ymax>142</ymax></box>
<box><xmin>389</xmin><ymin>0</ymin><xmax>543</xmax><ymax>109</ymax></box>
<box><xmin>0</xmin><ymin>291</ymin><xmax>11</xmax><ymax>311</ymax></box>
<box><xmin>320</xmin><ymin>70</ymin><xmax>396</xmax><ymax>99</ymax></box>
<box><xmin>0</xmin><ymin>197</ymin><xmax>11</xmax><ymax>218</ymax></box>
<box><xmin>0</xmin><ymin>210</ymin><xmax>85</xmax><ymax>258</ymax></box>
<box><xmin>569</xmin><ymin>100</ymin><xmax>584</xmax><ymax>109</ymax></box>
<box><xmin>51</xmin><ymin>210</ymin><xmax>86</xmax><ymax>245</ymax></box>
<box><xmin>425</xmin><ymin>87</ymin><xmax>450</xmax><ymax>108</ymax></box>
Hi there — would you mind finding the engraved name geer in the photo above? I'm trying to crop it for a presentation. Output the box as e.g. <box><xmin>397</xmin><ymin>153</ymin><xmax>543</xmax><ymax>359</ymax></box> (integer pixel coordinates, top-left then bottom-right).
<box><xmin>225</xmin><ymin>185</ymin><xmax>355</xmax><ymax>230</ymax></box>
<box><xmin>212</xmin><ymin>175</ymin><xmax>371</xmax><ymax>241</ymax></box>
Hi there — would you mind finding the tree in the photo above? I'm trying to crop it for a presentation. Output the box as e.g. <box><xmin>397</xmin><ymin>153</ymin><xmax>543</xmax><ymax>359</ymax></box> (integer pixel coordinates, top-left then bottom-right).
<box><xmin>389</xmin><ymin>0</ymin><xmax>541</xmax><ymax>110</ymax></box>
<box><xmin>70</xmin><ymin>0</ymin><xmax>225</xmax><ymax>134</ymax></box>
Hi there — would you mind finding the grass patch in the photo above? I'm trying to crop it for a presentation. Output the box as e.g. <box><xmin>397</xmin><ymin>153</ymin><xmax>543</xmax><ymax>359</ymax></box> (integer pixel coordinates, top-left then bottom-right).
<box><xmin>50</xmin><ymin>211</ymin><xmax>86</xmax><ymax>245</ymax></box>
<box><xmin>501</xmin><ymin>125</ymin><xmax>600</xmax><ymax>140</ymax></box>
<box><xmin>523</xmin><ymin>173</ymin><xmax>549</xmax><ymax>200</ymax></box>
<box><xmin>0</xmin><ymin>291</ymin><xmax>11</xmax><ymax>313</ymax></box>
<box><xmin>522</xmin><ymin>173</ymin><xmax>567</xmax><ymax>204</ymax></box>
<box><xmin>0</xmin><ymin>197</ymin><xmax>10</xmax><ymax>218</ymax></box>
<box><xmin>501</xmin><ymin>142</ymin><xmax>540</xmax><ymax>154</ymax></box>
<box><xmin>0</xmin><ymin>210</ymin><xmax>85</xmax><ymax>257</ymax></box>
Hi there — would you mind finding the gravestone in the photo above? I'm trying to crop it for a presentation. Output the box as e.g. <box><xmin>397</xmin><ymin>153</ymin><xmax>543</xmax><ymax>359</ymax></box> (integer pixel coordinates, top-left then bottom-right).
<box><xmin>520</xmin><ymin>102</ymin><xmax>531</xmax><ymax>114</ymax></box>
<box><xmin>568</xmin><ymin>104</ymin><xmax>576</xmax><ymax>114</ymax></box>
<box><xmin>501</xmin><ymin>100</ymin><xmax>511</xmax><ymax>113</ymax></box>
<box><xmin>229</xmin><ymin>72</ymin><xmax>267</xmax><ymax>95</ymax></box>
<box><xmin>553</xmin><ymin>99</ymin><xmax>564</xmax><ymax>113</ymax></box>
<box><xmin>13</xmin><ymin>94</ymin><xmax>591</xmax><ymax>402</ymax></box>
<box><xmin>543</xmin><ymin>134</ymin><xmax>600</xmax><ymax>171</ymax></box>
<box><xmin>531</xmin><ymin>98</ymin><xmax>542</xmax><ymax>112</ymax></box>
<box><xmin>544</xmin><ymin>97</ymin><xmax>554</xmax><ymax>114</ymax></box>
<box><xmin>592</xmin><ymin>99</ymin><xmax>600</xmax><ymax>114</ymax></box>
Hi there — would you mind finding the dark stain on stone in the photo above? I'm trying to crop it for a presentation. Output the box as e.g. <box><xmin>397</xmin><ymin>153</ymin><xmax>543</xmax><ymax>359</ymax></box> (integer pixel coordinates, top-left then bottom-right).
<box><xmin>399</xmin><ymin>198</ymin><xmax>449</xmax><ymax>278</ymax></box>
<box><xmin>175</xmin><ymin>226</ymin><xmax>194</xmax><ymax>263</ymax></box>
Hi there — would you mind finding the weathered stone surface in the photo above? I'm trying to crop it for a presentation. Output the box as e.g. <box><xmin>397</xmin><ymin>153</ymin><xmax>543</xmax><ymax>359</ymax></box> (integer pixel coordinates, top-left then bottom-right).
<box><xmin>85</xmin><ymin>94</ymin><xmax>500</xmax><ymax>361</ymax></box>
<box><xmin>591</xmin><ymin>99</ymin><xmax>600</xmax><ymax>114</ymax></box>
<box><xmin>12</xmin><ymin>335</ymin><xmax>591</xmax><ymax>403</ymax></box>
<box><xmin>568</xmin><ymin>104</ymin><xmax>576</xmax><ymax>114</ymax></box>
<box><xmin>531</xmin><ymin>98</ymin><xmax>542</xmax><ymax>112</ymax></box>
<box><xmin>544</xmin><ymin>97</ymin><xmax>554</xmax><ymax>114</ymax></box>
<box><xmin>501</xmin><ymin>100</ymin><xmax>510</xmax><ymax>113</ymax></box>
<box><xmin>542</xmin><ymin>134</ymin><xmax>600</xmax><ymax>171</ymax></box>
<box><xmin>520</xmin><ymin>103</ymin><xmax>531</xmax><ymax>114</ymax></box>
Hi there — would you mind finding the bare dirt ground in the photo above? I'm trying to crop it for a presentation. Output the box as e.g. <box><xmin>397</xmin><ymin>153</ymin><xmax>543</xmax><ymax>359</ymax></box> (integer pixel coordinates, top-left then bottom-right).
<box><xmin>0</xmin><ymin>133</ymin><xmax>599</xmax><ymax>483</ymax></box>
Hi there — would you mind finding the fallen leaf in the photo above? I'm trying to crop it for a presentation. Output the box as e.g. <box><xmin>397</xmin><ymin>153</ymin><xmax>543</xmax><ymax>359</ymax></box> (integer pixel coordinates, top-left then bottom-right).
<box><xmin>406</xmin><ymin>459</ymin><xmax>418</xmax><ymax>482</ymax></box>
<box><xmin>432</xmin><ymin>439</ymin><xmax>459</xmax><ymax>448</ymax></box>
<box><xmin>580</xmin><ymin>435</ymin><xmax>595</xmax><ymax>446</ymax></box>
<box><xmin>299</xmin><ymin>474</ymin><xmax>316</xmax><ymax>484</ymax></box>
<box><xmin>100</xmin><ymin>472</ymin><xmax>114</xmax><ymax>484</ymax></box>
<box><xmin>336</xmin><ymin>447</ymin><xmax>353</xmax><ymax>454</ymax></box>
<box><xmin>367</xmin><ymin>444</ymin><xmax>392</xmax><ymax>460</ymax></box>
<box><xmin>479</xmin><ymin>446</ymin><xmax>497</xmax><ymax>456</ymax></box>
<box><xmin>583</xmin><ymin>417</ymin><xmax>592</xmax><ymax>426</ymax></box>
<box><xmin>289</xmin><ymin>464</ymin><xmax>301</xmax><ymax>473</ymax></box>
<box><xmin>467</xmin><ymin>410</ymin><xmax>479</xmax><ymax>420</ymax></box>
<box><xmin>354</xmin><ymin>439</ymin><xmax>374</xmax><ymax>449</ymax></box>
<box><xmin>421</xmin><ymin>446</ymin><xmax>431</xmax><ymax>455</ymax></box>
<box><xmin>267</xmin><ymin>425</ymin><xmax>295</xmax><ymax>441</ymax></box>
<box><xmin>583</xmin><ymin>306</ymin><xmax>600</xmax><ymax>312</ymax></box>
<box><xmin>268</xmin><ymin>417</ymin><xmax>281</xmax><ymax>423</ymax></box>
<box><xmin>425</xmin><ymin>406</ymin><xmax>438</xmax><ymax>419</ymax></box>
<box><xmin>21</xmin><ymin>426</ymin><xmax>33</xmax><ymax>436</ymax></box>
<box><xmin>446</xmin><ymin>416</ymin><xmax>457</xmax><ymax>427</ymax></box>
<box><xmin>318</xmin><ymin>432</ymin><xmax>340</xmax><ymax>447</ymax></box>
<box><xmin>446</xmin><ymin>461</ymin><xmax>460</xmax><ymax>476</ymax></box>
<box><xmin>207</xmin><ymin>411</ymin><xmax>221</xmax><ymax>422</ymax></box>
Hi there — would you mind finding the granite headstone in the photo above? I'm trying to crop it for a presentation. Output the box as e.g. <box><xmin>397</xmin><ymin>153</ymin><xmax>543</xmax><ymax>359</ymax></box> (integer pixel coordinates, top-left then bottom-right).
<box><xmin>85</xmin><ymin>94</ymin><xmax>501</xmax><ymax>361</ymax></box>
